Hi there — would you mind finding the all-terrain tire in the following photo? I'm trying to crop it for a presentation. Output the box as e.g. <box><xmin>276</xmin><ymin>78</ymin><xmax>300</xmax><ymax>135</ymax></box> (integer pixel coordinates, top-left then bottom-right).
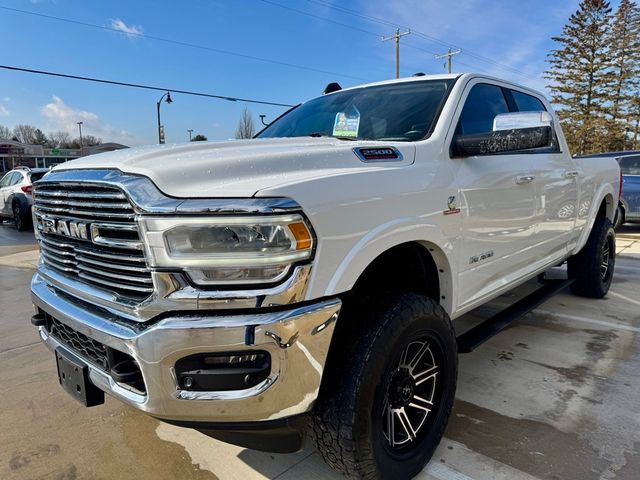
<box><xmin>568</xmin><ymin>216</ymin><xmax>615</xmax><ymax>298</ymax></box>
<box><xmin>13</xmin><ymin>202</ymin><xmax>31</xmax><ymax>231</ymax></box>
<box><xmin>312</xmin><ymin>293</ymin><xmax>457</xmax><ymax>479</ymax></box>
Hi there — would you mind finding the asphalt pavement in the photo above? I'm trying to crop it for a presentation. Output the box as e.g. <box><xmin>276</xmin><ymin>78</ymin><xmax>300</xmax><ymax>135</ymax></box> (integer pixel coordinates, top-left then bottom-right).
<box><xmin>1</xmin><ymin>222</ymin><xmax>639</xmax><ymax>480</ymax></box>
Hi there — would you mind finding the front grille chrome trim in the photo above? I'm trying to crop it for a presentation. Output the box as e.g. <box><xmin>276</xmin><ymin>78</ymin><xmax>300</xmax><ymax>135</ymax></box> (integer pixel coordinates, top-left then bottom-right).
<box><xmin>35</xmin><ymin>169</ymin><xmax>303</xmax><ymax>215</ymax></box>
<box><xmin>78</xmin><ymin>272</ymin><xmax>155</xmax><ymax>293</ymax></box>
<box><xmin>34</xmin><ymin>181</ymin><xmax>153</xmax><ymax>303</ymax></box>
<box><xmin>32</xmin><ymin>169</ymin><xmax>312</xmax><ymax>322</ymax></box>
<box><xmin>35</xmin><ymin>189</ymin><xmax>127</xmax><ymax>200</ymax></box>
<box><xmin>77</xmin><ymin>264</ymin><xmax>154</xmax><ymax>285</ymax></box>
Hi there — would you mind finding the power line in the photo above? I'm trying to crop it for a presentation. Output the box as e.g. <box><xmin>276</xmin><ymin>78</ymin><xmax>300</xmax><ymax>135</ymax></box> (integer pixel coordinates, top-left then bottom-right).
<box><xmin>0</xmin><ymin>65</ymin><xmax>296</xmax><ymax>107</ymax></box>
<box><xmin>435</xmin><ymin>49</ymin><xmax>462</xmax><ymax>74</ymax></box>
<box><xmin>254</xmin><ymin>0</ymin><xmax>527</xmax><ymax>80</ymax></box>
<box><xmin>257</xmin><ymin>0</ymin><xmax>381</xmax><ymax>38</ymax></box>
<box><xmin>0</xmin><ymin>4</ymin><xmax>369</xmax><ymax>82</ymax></box>
<box><xmin>302</xmin><ymin>0</ymin><xmax>536</xmax><ymax>80</ymax></box>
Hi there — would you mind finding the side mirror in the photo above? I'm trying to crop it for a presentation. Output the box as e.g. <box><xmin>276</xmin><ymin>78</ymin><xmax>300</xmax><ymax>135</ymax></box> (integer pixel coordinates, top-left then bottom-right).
<box><xmin>452</xmin><ymin>111</ymin><xmax>554</xmax><ymax>158</ymax></box>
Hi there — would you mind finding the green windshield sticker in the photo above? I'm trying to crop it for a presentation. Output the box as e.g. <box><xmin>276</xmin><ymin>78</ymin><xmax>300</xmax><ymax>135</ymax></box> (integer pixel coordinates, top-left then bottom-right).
<box><xmin>333</xmin><ymin>106</ymin><xmax>360</xmax><ymax>137</ymax></box>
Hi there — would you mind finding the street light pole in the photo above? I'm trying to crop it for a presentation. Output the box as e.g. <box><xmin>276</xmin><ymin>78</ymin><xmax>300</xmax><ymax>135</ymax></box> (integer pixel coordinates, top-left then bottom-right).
<box><xmin>156</xmin><ymin>92</ymin><xmax>173</xmax><ymax>144</ymax></box>
<box><xmin>188</xmin><ymin>129</ymin><xmax>193</xmax><ymax>141</ymax></box>
<box><xmin>77</xmin><ymin>121</ymin><xmax>83</xmax><ymax>155</ymax></box>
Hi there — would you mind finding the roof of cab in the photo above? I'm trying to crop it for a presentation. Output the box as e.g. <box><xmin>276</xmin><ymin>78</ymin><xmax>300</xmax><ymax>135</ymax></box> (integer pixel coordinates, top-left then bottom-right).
<box><xmin>329</xmin><ymin>73</ymin><xmax>545</xmax><ymax>99</ymax></box>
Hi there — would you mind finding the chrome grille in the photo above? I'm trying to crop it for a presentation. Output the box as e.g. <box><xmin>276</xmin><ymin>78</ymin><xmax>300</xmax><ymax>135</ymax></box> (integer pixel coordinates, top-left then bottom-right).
<box><xmin>34</xmin><ymin>184</ymin><xmax>135</xmax><ymax>221</ymax></box>
<box><xmin>34</xmin><ymin>183</ymin><xmax>153</xmax><ymax>301</ymax></box>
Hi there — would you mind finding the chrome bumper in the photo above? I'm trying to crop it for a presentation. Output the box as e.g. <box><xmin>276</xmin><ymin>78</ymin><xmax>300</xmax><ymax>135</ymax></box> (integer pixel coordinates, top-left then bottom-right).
<box><xmin>31</xmin><ymin>273</ymin><xmax>341</xmax><ymax>423</ymax></box>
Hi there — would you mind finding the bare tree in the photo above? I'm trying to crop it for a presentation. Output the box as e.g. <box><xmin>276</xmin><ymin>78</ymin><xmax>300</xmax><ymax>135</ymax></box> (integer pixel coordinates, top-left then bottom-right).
<box><xmin>235</xmin><ymin>107</ymin><xmax>255</xmax><ymax>139</ymax></box>
<box><xmin>191</xmin><ymin>134</ymin><xmax>207</xmax><ymax>141</ymax></box>
<box><xmin>78</xmin><ymin>135</ymin><xmax>102</xmax><ymax>147</ymax></box>
<box><xmin>12</xmin><ymin>124</ymin><xmax>39</xmax><ymax>144</ymax></box>
<box><xmin>0</xmin><ymin>125</ymin><xmax>11</xmax><ymax>139</ymax></box>
<box><xmin>47</xmin><ymin>131</ymin><xmax>72</xmax><ymax>148</ymax></box>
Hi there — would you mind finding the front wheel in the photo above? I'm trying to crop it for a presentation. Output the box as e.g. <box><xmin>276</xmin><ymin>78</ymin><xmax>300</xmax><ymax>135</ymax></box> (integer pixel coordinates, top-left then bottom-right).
<box><xmin>568</xmin><ymin>216</ymin><xmax>615</xmax><ymax>298</ymax></box>
<box><xmin>312</xmin><ymin>293</ymin><xmax>457</xmax><ymax>479</ymax></box>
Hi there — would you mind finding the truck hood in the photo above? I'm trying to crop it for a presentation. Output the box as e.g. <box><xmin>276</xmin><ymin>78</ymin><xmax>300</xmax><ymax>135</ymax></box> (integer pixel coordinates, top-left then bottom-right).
<box><xmin>53</xmin><ymin>137</ymin><xmax>415</xmax><ymax>198</ymax></box>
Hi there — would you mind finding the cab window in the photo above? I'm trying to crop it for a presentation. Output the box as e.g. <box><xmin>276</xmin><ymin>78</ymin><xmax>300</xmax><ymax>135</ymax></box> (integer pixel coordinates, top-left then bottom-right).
<box><xmin>456</xmin><ymin>83</ymin><xmax>510</xmax><ymax>135</ymax></box>
<box><xmin>511</xmin><ymin>90</ymin><xmax>546</xmax><ymax>112</ymax></box>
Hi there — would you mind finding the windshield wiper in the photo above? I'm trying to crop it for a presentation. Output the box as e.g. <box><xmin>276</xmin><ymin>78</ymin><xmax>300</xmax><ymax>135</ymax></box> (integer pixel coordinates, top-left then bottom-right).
<box><xmin>307</xmin><ymin>132</ymin><xmax>359</xmax><ymax>141</ymax></box>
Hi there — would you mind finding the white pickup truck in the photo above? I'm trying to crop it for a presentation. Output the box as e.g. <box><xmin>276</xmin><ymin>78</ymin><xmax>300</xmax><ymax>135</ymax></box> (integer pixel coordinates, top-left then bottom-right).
<box><xmin>30</xmin><ymin>74</ymin><xmax>620</xmax><ymax>479</ymax></box>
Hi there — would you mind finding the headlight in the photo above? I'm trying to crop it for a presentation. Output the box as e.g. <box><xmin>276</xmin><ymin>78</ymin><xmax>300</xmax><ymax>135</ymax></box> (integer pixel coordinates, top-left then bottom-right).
<box><xmin>139</xmin><ymin>214</ymin><xmax>313</xmax><ymax>285</ymax></box>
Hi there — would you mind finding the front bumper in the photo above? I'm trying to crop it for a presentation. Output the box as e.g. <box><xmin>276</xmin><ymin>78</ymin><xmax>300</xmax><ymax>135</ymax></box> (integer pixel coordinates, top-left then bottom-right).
<box><xmin>31</xmin><ymin>273</ymin><xmax>340</xmax><ymax>423</ymax></box>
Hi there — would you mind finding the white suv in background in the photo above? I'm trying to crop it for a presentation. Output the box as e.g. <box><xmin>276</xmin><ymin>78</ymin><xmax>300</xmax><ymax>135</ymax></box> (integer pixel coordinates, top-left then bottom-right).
<box><xmin>0</xmin><ymin>167</ymin><xmax>49</xmax><ymax>230</ymax></box>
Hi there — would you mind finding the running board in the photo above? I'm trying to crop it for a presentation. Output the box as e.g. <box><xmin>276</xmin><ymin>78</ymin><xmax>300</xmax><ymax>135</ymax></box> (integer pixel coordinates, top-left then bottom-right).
<box><xmin>457</xmin><ymin>279</ymin><xmax>573</xmax><ymax>354</ymax></box>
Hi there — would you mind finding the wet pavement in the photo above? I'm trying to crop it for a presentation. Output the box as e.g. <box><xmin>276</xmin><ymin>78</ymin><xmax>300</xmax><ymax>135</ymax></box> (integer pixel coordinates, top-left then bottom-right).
<box><xmin>1</xmin><ymin>222</ymin><xmax>639</xmax><ymax>480</ymax></box>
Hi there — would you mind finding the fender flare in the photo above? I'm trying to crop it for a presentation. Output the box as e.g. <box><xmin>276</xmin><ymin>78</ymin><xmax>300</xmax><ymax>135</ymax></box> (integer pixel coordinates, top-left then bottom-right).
<box><xmin>8</xmin><ymin>193</ymin><xmax>30</xmax><ymax>214</ymax></box>
<box><xmin>321</xmin><ymin>218</ymin><xmax>455</xmax><ymax>314</ymax></box>
<box><xmin>572</xmin><ymin>183</ymin><xmax>616</xmax><ymax>255</ymax></box>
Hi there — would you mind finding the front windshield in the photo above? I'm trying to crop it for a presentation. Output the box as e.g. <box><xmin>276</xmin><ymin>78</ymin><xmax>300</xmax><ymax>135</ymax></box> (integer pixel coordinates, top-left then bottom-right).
<box><xmin>257</xmin><ymin>79</ymin><xmax>454</xmax><ymax>142</ymax></box>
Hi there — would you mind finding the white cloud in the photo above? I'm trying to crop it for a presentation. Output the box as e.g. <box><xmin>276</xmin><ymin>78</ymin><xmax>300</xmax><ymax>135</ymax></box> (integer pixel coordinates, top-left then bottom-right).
<box><xmin>2</xmin><ymin>97</ymin><xmax>10</xmax><ymax>102</ymax></box>
<box><xmin>110</xmin><ymin>18</ymin><xmax>143</xmax><ymax>38</ymax></box>
<box><xmin>0</xmin><ymin>104</ymin><xmax>9</xmax><ymax>117</ymax></box>
<box><xmin>41</xmin><ymin>96</ymin><xmax>136</xmax><ymax>145</ymax></box>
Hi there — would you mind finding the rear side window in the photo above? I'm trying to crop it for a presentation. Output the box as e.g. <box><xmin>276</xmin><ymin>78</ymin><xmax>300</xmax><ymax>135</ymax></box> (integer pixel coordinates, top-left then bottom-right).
<box><xmin>10</xmin><ymin>172</ymin><xmax>24</xmax><ymax>185</ymax></box>
<box><xmin>29</xmin><ymin>172</ymin><xmax>47</xmax><ymax>182</ymax></box>
<box><xmin>619</xmin><ymin>156</ymin><xmax>640</xmax><ymax>175</ymax></box>
<box><xmin>511</xmin><ymin>90</ymin><xmax>546</xmax><ymax>112</ymax></box>
<box><xmin>456</xmin><ymin>83</ymin><xmax>510</xmax><ymax>135</ymax></box>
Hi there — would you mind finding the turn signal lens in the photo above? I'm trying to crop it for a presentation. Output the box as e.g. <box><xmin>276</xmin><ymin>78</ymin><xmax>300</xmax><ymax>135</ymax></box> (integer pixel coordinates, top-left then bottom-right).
<box><xmin>289</xmin><ymin>222</ymin><xmax>312</xmax><ymax>250</ymax></box>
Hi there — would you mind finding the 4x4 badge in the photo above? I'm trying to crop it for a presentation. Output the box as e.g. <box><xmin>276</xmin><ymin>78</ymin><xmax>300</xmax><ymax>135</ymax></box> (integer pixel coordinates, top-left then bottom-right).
<box><xmin>443</xmin><ymin>195</ymin><xmax>461</xmax><ymax>215</ymax></box>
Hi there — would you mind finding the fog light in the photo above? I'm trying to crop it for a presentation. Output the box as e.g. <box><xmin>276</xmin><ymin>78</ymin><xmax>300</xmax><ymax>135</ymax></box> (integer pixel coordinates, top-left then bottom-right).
<box><xmin>175</xmin><ymin>351</ymin><xmax>271</xmax><ymax>392</ymax></box>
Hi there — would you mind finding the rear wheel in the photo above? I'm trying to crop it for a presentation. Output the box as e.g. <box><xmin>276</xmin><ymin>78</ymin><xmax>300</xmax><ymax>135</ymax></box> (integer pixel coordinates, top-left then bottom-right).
<box><xmin>568</xmin><ymin>216</ymin><xmax>615</xmax><ymax>298</ymax></box>
<box><xmin>312</xmin><ymin>293</ymin><xmax>457</xmax><ymax>479</ymax></box>
<box><xmin>13</xmin><ymin>203</ymin><xmax>31</xmax><ymax>231</ymax></box>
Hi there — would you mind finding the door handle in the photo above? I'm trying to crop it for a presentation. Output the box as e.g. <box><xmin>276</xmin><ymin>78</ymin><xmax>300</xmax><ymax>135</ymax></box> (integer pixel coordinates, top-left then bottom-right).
<box><xmin>564</xmin><ymin>170</ymin><xmax>580</xmax><ymax>179</ymax></box>
<box><xmin>515</xmin><ymin>175</ymin><xmax>535</xmax><ymax>185</ymax></box>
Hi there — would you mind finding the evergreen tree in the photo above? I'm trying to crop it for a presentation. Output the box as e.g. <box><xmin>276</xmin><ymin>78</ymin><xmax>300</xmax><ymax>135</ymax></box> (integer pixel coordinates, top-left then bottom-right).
<box><xmin>32</xmin><ymin>128</ymin><xmax>48</xmax><ymax>146</ymax></box>
<box><xmin>545</xmin><ymin>0</ymin><xmax>613</xmax><ymax>155</ymax></box>
<box><xmin>605</xmin><ymin>0</ymin><xmax>640</xmax><ymax>151</ymax></box>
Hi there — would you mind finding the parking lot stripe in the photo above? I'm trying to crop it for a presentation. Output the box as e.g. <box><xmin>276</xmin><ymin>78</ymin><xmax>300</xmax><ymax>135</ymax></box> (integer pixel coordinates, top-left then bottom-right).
<box><xmin>608</xmin><ymin>290</ymin><xmax>640</xmax><ymax>307</ymax></box>
<box><xmin>534</xmin><ymin>309</ymin><xmax>640</xmax><ymax>333</ymax></box>
<box><xmin>424</xmin><ymin>462</ymin><xmax>475</xmax><ymax>480</ymax></box>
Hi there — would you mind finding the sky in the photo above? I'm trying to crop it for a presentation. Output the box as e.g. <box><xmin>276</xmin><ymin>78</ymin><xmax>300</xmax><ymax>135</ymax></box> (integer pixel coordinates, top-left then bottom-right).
<box><xmin>0</xmin><ymin>0</ymin><xmax>619</xmax><ymax>146</ymax></box>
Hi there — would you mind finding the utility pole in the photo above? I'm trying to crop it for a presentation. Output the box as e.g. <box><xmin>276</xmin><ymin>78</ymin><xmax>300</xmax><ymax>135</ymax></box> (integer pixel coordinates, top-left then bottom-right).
<box><xmin>188</xmin><ymin>129</ymin><xmax>193</xmax><ymax>141</ymax></box>
<box><xmin>382</xmin><ymin>29</ymin><xmax>411</xmax><ymax>79</ymax></box>
<box><xmin>435</xmin><ymin>48</ymin><xmax>461</xmax><ymax>74</ymax></box>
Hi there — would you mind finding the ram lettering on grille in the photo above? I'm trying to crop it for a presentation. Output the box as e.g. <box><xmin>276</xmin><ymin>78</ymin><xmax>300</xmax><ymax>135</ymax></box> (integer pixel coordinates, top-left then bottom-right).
<box><xmin>33</xmin><ymin>183</ymin><xmax>153</xmax><ymax>301</ymax></box>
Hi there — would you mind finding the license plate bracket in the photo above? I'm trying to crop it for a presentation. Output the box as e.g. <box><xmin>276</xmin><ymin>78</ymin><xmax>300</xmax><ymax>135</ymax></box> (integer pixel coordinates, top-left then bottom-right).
<box><xmin>55</xmin><ymin>347</ymin><xmax>104</xmax><ymax>407</ymax></box>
